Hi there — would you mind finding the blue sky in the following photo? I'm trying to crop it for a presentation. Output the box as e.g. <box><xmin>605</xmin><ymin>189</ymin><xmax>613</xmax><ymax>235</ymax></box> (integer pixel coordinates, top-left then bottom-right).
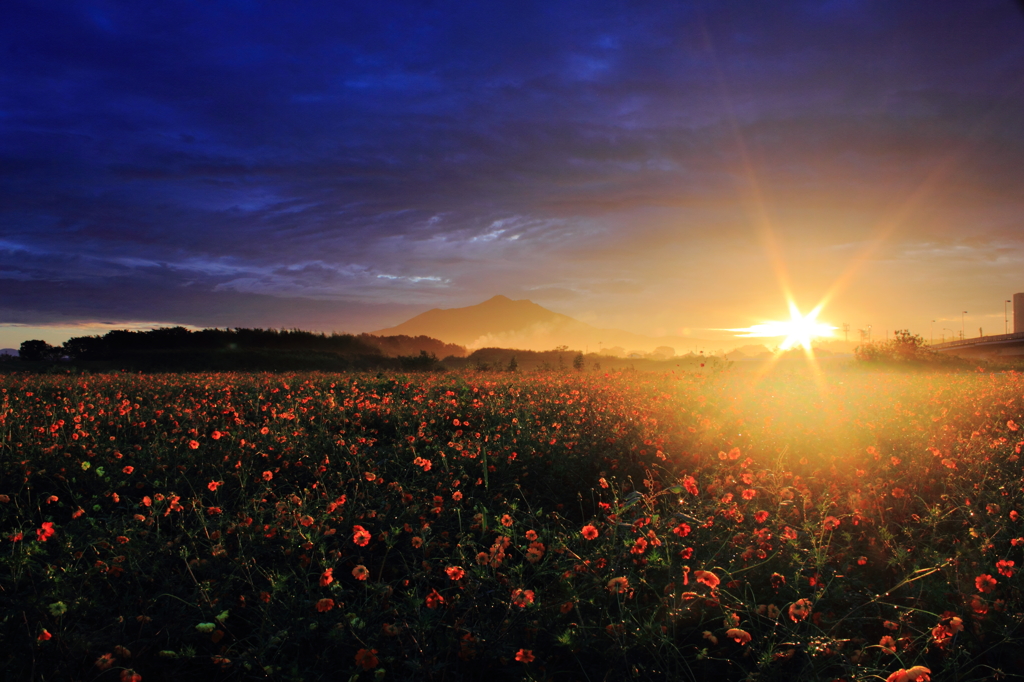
<box><xmin>3</xmin><ymin>0</ymin><xmax>1023</xmax><ymax>348</ymax></box>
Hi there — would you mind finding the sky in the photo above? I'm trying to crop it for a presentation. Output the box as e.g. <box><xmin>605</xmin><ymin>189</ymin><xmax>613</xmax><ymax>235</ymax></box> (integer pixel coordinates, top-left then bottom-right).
<box><xmin>3</xmin><ymin>0</ymin><xmax>1024</xmax><ymax>350</ymax></box>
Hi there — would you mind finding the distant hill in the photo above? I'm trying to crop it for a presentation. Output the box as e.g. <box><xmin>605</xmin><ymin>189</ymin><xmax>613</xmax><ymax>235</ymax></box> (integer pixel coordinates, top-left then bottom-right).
<box><xmin>0</xmin><ymin>348</ymin><xmax>17</xmax><ymax>357</ymax></box>
<box><xmin>372</xmin><ymin>295</ymin><xmax>725</xmax><ymax>355</ymax></box>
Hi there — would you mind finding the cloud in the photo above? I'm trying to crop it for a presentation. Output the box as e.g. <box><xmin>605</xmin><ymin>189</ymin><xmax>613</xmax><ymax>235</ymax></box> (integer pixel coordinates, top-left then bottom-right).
<box><xmin>1</xmin><ymin>0</ymin><xmax>1022</xmax><ymax>340</ymax></box>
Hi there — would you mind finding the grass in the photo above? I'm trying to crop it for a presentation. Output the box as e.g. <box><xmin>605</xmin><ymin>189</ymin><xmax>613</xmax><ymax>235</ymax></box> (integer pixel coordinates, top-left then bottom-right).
<box><xmin>2</xmin><ymin>364</ymin><xmax>1023</xmax><ymax>681</ymax></box>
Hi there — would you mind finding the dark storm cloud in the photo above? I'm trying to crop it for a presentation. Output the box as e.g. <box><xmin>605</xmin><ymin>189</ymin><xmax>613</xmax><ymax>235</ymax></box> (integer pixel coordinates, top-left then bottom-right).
<box><xmin>2</xmin><ymin>0</ymin><xmax>1022</xmax><ymax>333</ymax></box>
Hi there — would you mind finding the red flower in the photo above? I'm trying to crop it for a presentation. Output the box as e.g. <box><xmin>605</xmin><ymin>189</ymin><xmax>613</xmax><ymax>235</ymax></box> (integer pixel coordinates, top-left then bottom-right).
<box><xmin>352</xmin><ymin>525</ymin><xmax>371</xmax><ymax>547</ymax></box>
<box><xmin>355</xmin><ymin>648</ymin><xmax>379</xmax><ymax>671</ymax></box>
<box><xmin>352</xmin><ymin>565</ymin><xmax>369</xmax><ymax>581</ymax></box>
<box><xmin>975</xmin><ymin>574</ymin><xmax>997</xmax><ymax>593</ymax></box>
<box><xmin>261</xmin><ymin>470</ymin><xmax>273</xmax><ymax>481</ymax></box>
<box><xmin>511</xmin><ymin>588</ymin><xmax>536</xmax><ymax>607</ymax></box>
<box><xmin>425</xmin><ymin>589</ymin><xmax>445</xmax><ymax>609</ymax></box>
<box><xmin>37</xmin><ymin>629</ymin><xmax>52</xmax><ymax>641</ymax></box>
<box><xmin>822</xmin><ymin>516</ymin><xmax>840</xmax><ymax>531</ymax></box>
<box><xmin>446</xmin><ymin>565</ymin><xmax>465</xmax><ymax>581</ymax></box>
<box><xmin>581</xmin><ymin>524</ymin><xmax>599</xmax><ymax>540</ymax></box>
<box><xmin>315</xmin><ymin>598</ymin><xmax>334</xmax><ymax>612</ymax></box>
<box><xmin>996</xmin><ymin>560</ymin><xmax>1015</xmax><ymax>578</ymax></box>
<box><xmin>120</xmin><ymin>670</ymin><xmax>142</xmax><ymax>682</ymax></box>
<box><xmin>319</xmin><ymin>568</ymin><xmax>333</xmax><ymax>586</ymax></box>
<box><xmin>515</xmin><ymin>649</ymin><xmax>535</xmax><ymax>663</ymax></box>
<box><xmin>122</xmin><ymin>466</ymin><xmax>134</xmax><ymax>475</ymax></box>
<box><xmin>95</xmin><ymin>653</ymin><xmax>116</xmax><ymax>670</ymax></box>
<box><xmin>188</xmin><ymin>440</ymin><xmax>200</xmax><ymax>449</ymax></box>
<box><xmin>36</xmin><ymin>522</ymin><xmax>55</xmax><ymax>542</ymax></box>
<box><xmin>682</xmin><ymin>475</ymin><xmax>699</xmax><ymax>496</ymax></box>
<box><xmin>672</xmin><ymin>523</ymin><xmax>691</xmax><ymax>537</ymax></box>
<box><xmin>207</xmin><ymin>481</ymin><xmax>221</xmax><ymax>491</ymax></box>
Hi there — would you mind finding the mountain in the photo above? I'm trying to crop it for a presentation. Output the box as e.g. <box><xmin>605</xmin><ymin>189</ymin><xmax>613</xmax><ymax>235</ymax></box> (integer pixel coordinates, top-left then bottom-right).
<box><xmin>372</xmin><ymin>295</ymin><xmax>726</xmax><ymax>356</ymax></box>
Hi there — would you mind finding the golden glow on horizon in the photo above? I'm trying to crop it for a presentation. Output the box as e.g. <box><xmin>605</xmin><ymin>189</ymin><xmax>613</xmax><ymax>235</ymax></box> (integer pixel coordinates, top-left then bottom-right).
<box><xmin>730</xmin><ymin>301</ymin><xmax>837</xmax><ymax>351</ymax></box>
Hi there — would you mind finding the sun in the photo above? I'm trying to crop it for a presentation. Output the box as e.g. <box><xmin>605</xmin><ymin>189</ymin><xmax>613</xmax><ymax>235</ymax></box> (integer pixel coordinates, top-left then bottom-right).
<box><xmin>730</xmin><ymin>302</ymin><xmax>837</xmax><ymax>351</ymax></box>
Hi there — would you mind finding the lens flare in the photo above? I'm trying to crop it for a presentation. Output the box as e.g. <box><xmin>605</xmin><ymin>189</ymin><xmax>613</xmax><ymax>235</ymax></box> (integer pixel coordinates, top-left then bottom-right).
<box><xmin>730</xmin><ymin>302</ymin><xmax>837</xmax><ymax>351</ymax></box>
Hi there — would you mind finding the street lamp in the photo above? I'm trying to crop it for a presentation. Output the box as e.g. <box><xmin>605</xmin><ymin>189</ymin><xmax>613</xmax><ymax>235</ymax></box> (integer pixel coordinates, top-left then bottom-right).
<box><xmin>961</xmin><ymin>311</ymin><xmax>967</xmax><ymax>340</ymax></box>
<box><xmin>1006</xmin><ymin>300</ymin><xmax>1012</xmax><ymax>335</ymax></box>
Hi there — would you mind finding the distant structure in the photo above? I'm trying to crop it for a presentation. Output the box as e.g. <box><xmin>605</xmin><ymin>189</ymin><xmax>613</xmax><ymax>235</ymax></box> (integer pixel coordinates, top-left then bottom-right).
<box><xmin>931</xmin><ymin>292</ymin><xmax>1024</xmax><ymax>358</ymax></box>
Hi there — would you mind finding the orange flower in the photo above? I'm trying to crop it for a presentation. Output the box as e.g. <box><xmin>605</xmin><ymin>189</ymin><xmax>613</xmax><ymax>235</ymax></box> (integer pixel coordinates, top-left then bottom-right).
<box><xmin>693</xmin><ymin>570</ymin><xmax>719</xmax><ymax>589</ymax></box>
<box><xmin>726</xmin><ymin>628</ymin><xmax>751</xmax><ymax>645</ymax></box>
<box><xmin>501</xmin><ymin>514</ymin><xmax>513</xmax><ymax>527</ymax></box>
<box><xmin>606</xmin><ymin>576</ymin><xmax>630</xmax><ymax>594</ymax></box>
<box><xmin>975</xmin><ymin>573</ymin><xmax>997</xmax><ymax>593</ymax></box>
<box><xmin>352</xmin><ymin>525</ymin><xmax>371</xmax><ymax>547</ymax></box>
<box><xmin>581</xmin><ymin>524</ymin><xmax>599</xmax><ymax>540</ymax></box>
<box><xmin>822</xmin><ymin>516</ymin><xmax>840</xmax><ymax>531</ymax></box>
<box><xmin>37</xmin><ymin>629</ymin><xmax>52</xmax><ymax>641</ymax></box>
<box><xmin>446</xmin><ymin>565</ymin><xmax>465</xmax><ymax>580</ymax></box>
<box><xmin>879</xmin><ymin>635</ymin><xmax>896</xmax><ymax>654</ymax></box>
<box><xmin>996</xmin><ymin>560</ymin><xmax>1015</xmax><ymax>578</ymax></box>
<box><xmin>120</xmin><ymin>670</ymin><xmax>142</xmax><ymax>682</ymax></box>
<box><xmin>207</xmin><ymin>481</ymin><xmax>221</xmax><ymax>491</ymax></box>
<box><xmin>354</xmin><ymin>648</ymin><xmax>379</xmax><ymax>671</ymax></box>
<box><xmin>886</xmin><ymin>666</ymin><xmax>931</xmax><ymax>682</ymax></box>
<box><xmin>525</xmin><ymin>529</ymin><xmax>538</xmax><ymax>541</ymax></box>
<box><xmin>95</xmin><ymin>653</ymin><xmax>116</xmax><ymax>670</ymax></box>
<box><xmin>122</xmin><ymin>466</ymin><xmax>134</xmax><ymax>475</ymax></box>
<box><xmin>788</xmin><ymin>598</ymin><xmax>812</xmax><ymax>622</ymax></box>
<box><xmin>411</xmin><ymin>536</ymin><xmax>423</xmax><ymax>548</ymax></box>
<box><xmin>318</xmin><ymin>567</ymin><xmax>334</xmax><ymax>586</ymax></box>
<box><xmin>261</xmin><ymin>470</ymin><xmax>273</xmax><ymax>481</ymax></box>
<box><xmin>315</xmin><ymin>598</ymin><xmax>334</xmax><ymax>612</ymax></box>
<box><xmin>515</xmin><ymin>649</ymin><xmax>535</xmax><ymax>663</ymax></box>
<box><xmin>188</xmin><ymin>440</ymin><xmax>200</xmax><ymax>449</ymax></box>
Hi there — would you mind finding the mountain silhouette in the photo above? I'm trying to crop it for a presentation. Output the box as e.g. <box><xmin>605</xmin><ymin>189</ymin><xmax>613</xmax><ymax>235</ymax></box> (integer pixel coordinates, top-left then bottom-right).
<box><xmin>372</xmin><ymin>295</ymin><xmax>722</xmax><ymax>356</ymax></box>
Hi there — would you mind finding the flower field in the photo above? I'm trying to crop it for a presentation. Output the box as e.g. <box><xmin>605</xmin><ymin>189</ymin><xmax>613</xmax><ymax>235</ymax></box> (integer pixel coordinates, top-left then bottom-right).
<box><xmin>2</xmin><ymin>367</ymin><xmax>1024</xmax><ymax>681</ymax></box>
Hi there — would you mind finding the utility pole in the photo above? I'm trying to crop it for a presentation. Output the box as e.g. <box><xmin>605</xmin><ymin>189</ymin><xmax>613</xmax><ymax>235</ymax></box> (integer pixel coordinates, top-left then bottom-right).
<box><xmin>1006</xmin><ymin>300</ymin><xmax>1011</xmax><ymax>335</ymax></box>
<box><xmin>961</xmin><ymin>311</ymin><xmax>967</xmax><ymax>341</ymax></box>
<box><xmin>841</xmin><ymin>323</ymin><xmax>849</xmax><ymax>342</ymax></box>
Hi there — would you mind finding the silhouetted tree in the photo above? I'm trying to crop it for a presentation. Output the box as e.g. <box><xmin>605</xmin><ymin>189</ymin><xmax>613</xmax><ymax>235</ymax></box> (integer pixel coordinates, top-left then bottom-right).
<box><xmin>19</xmin><ymin>339</ymin><xmax>62</xmax><ymax>362</ymax></box>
